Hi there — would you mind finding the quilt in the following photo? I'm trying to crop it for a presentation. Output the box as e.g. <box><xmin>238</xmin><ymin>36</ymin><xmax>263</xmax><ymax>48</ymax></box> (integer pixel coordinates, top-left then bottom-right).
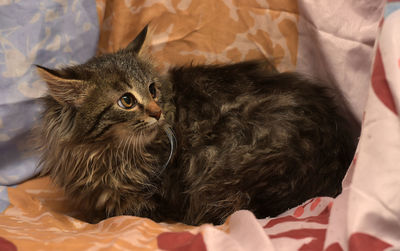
<box><xmin>1</xmin><ymin>0</ymin><xmax>398</xmax><ymax>250</ymax></box>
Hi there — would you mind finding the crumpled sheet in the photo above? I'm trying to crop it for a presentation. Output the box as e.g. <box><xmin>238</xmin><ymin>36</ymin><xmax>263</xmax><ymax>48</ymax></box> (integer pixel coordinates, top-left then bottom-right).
<box><xmin>1</xmin><ymin>0</ymin><xmax>399</xmax><ymax>250</ymax></box>
<box><xmin>296</xmin><ymin>0</ymin><xmax>385</xmax><ymax>121</ymax></box>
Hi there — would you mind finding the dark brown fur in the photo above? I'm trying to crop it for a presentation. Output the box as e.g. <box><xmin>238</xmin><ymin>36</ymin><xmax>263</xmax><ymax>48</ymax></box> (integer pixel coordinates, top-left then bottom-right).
<box><xmin>35</xmin><ymin>26</ymin><xmax>358</xmax><ymax>225</ymax></box>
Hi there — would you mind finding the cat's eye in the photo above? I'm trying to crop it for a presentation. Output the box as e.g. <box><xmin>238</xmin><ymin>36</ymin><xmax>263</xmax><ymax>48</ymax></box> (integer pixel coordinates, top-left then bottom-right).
<box><xmin>149</xmin><ymin>83</ymin><xmax>157</xmax><ymax>98</ymax></box>
<box><xmin>117</xmin><ymin>93</ymin><xmax>137</xmax><ymax>109</ymax></box>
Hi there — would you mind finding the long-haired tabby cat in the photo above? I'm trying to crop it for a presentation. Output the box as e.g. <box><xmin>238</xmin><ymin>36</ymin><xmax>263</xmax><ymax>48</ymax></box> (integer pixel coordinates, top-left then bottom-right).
<box><xmin>35</xmin><ymin>25</ymin><xmax>358</xmax><ymax>225</ymax></box>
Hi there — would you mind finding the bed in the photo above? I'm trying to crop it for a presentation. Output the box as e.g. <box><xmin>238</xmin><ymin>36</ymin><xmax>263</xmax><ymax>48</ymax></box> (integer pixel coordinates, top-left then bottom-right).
<box><xmin>1</xmin><ymin>0</ymin><xmax>399</xmax><ymax>250</ymax></box>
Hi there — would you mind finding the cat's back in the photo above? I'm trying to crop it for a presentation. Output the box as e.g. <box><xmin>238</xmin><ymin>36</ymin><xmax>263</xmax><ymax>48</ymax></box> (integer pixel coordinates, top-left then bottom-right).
<box><xmin>168</xmin><ymin>60</ymin><xmax>347</xmax><ymax>130</ymax></box>
<box><xmin>166</xmin><ymin>60</ymin><xmax>356</xmax><ymax>224</ymax></box>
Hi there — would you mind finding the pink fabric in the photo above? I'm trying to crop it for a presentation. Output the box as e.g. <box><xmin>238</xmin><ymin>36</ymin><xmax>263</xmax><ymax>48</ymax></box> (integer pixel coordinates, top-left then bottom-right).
<box><xmin>296</xmin><ymin>0</ymin><xmax>385</xmax><ymax>121</ymax></box>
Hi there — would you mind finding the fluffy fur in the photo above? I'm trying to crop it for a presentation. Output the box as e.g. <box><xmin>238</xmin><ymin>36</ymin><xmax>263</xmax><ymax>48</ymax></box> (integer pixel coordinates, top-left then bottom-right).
<box><xmin>35</xmin><ymin>26</ymin><xmax>358</xmax><ymax>225</ymax></box>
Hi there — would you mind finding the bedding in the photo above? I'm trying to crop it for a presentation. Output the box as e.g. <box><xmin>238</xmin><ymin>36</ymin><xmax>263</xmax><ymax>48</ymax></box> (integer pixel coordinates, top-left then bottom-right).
<box><xmin>1</xmin><ymin>0</ymin><xmax>398</xmax><ymax>250</ymax></box>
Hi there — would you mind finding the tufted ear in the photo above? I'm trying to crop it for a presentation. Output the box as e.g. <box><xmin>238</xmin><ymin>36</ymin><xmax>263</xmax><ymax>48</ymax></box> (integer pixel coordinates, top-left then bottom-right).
<box><xmin>35</xmin><ymin>65</ymin><xmax>89</xmax><ymax>106</ymax></box>
<box><xmin>125</xmin><ymin>25</ymin><xmax>151</xmax><ymax>56</ymax></box>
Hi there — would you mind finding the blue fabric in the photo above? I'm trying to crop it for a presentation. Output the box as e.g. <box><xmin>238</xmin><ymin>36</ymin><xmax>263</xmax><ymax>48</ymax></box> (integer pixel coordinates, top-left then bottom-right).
<box><xmin>0</xmin><ymin>186</ymin><xmax>10</xmax><ymax>212</ymax></box>
<box><xmin>384</xmin><ymin>2</ymin><xmax>400</xmax><ymax>17</ymax></box>
<box><xmin>0</xmin><ymin>0</ymin><xmax>99</xmax><ymax>211</ymax></box>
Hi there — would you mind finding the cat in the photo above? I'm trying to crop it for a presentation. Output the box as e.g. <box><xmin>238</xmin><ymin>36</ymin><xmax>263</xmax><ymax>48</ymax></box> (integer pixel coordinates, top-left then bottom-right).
<box><xmin>35</xmin><ymin>25</ymin><xmax>358</xmax><ymax>225</ymax></box>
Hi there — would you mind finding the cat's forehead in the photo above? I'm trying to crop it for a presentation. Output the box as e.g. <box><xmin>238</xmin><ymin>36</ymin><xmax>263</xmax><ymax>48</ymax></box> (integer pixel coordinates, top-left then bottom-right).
<box><xmin>86</xmin><ymin>53</ymin><xmax>154</xmax><ymax>88</ymax></box>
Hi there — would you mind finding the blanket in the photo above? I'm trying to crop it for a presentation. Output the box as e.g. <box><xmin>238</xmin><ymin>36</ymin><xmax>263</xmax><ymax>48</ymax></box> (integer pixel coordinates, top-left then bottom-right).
<box><xmin>1</xmin><ymin>0</ymin><xmax>398</xmax><ymax>250</ymax></box>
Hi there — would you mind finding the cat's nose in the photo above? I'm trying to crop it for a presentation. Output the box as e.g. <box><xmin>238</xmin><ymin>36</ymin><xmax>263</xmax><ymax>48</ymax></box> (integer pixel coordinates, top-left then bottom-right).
<box><xmin>145</xmin><ymin>101</ymin><xmax>162</xmax><ymax>120</ymax></box>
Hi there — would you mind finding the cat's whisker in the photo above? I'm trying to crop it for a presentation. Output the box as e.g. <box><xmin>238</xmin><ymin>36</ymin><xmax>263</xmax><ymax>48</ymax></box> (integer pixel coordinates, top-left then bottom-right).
<box><xmin>122</xmin><ymin>136</ymin><xmax>129</xmax><ymax>156</ymax></box>
<box><xmin>119</xmin><ymin>138</ymin><xmax>126</xmax><ymax>162</ymax></box>
<box><xmin>136</xmin><ymin>130</ymin><xmax>148</xmax><ymax>169</ymax></box>
<box><xmin>124</xmin><ymin>133</ymin><xmax>133</xmax><ymax>154</ymax></box>
<box><xmin>116</xmin><ymin>133</ymin><xmax>126</xmax><ymax>151</ymax></box>
<box><xmin>132</xmin><ymin>134</ymin><xmax>141</xmax><ymax>169</ymax></box>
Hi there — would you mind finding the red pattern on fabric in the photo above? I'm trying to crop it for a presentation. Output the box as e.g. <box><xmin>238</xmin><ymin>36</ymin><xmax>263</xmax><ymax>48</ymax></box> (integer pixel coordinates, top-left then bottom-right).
<box><xmin>269</xmin><ymin>228</ymin><xmax>326</xmax><ymax>250</ymax></box>
<box><xmin>157</xmin><ymin>232</ymin><xmax>207</xmax><ymax>251</ymax></box>
<box><xmin>349</xmin><ymin>233</ymin><xmax>392</xmax><ymax>251</ymax></box>
<box><xmin>371</xmin><ymin>48</ymin><xmax>398</xmax><ymax>114</ymax></box>
<box><xmin>0</xmin><ymin>237</ymin><xmax>17</xmax><ymax>251</ymax></box>
<box><xmin>311</xmin><ymin>198</ymin><xmax>322</xmax><ymax>211</ymax></box>
<box><xmin>293</xmin><ymin>198</ymin><xmax>316</xmax><ymax>217</ymax></box>
<box><xmin>294</xmin><ymin>206</ymin><xmax>305</xmax><ymax>217</ymax></box>
<box><xmin>264</xmin><ymin>201</ymin><xmax>331</xmax><ymax>228</ymax></box>
<box><xmin>325</xmin><ymin>243</ymin><xmax>344</xmax><ymax>251</ymax></box>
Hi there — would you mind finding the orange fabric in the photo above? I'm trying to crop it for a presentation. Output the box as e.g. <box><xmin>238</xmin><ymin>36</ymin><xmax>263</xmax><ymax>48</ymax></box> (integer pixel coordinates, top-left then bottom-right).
<box><xmin>96</xmin><ymin>0</ymin><xmax>298</xmax><ymax>72</ymax></box>
<box><xmin>0</xmin><ymin>177</ymin><xmax>207</xmax><ymax>250</ymax></box>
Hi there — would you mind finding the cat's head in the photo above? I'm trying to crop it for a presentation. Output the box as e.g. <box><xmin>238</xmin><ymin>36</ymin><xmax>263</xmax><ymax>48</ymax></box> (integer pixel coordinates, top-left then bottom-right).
<box><xmin>36</xmin><ymin>25</ymin><xmax>164</xmax><ymax>144</ymax></box>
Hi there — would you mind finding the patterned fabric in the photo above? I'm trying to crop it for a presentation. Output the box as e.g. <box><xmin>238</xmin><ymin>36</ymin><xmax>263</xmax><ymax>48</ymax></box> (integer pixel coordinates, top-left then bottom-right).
<box><xmin>0</xmin><ymin>0</ymin><xmax>99</xmax><ymax>210</ymax></box>
<box><xmin>96</xmin><ymin>0</ymin><xmax>299</xmax><ymax>72</ymax></box>
<box><xmin>2</xmin><ymin>0</ymin><xmax>400</xmax><ymax>250</ymax></box>
<box><xmin>322</xmin><ymin>2</ymin><xmax>400</xmax><ymax>249</ymax></box>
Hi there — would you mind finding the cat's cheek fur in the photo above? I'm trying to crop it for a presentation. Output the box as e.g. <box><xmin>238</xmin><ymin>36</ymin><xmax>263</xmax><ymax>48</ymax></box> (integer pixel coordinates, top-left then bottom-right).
<box><xmin>110</xmin><ymin>121</ymin><xmax>160</xmax><ymax>144</ymax></box>
<box><xmin>142</xmin><ymin>126</ymin><xmax>160</xmax><ymax>143</ymax></box>
<box><xmin>144</xmin><ymin>116</ymin><xmax>159</xmax><ymax>125</ymax></box>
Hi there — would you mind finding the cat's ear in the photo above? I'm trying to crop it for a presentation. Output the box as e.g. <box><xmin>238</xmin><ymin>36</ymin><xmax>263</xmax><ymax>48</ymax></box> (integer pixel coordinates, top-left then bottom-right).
<box><xmin>125</xmin><ymin>25</ymin><xmax>151</xmax><ymax>56</ymax></box>
<box><xmin>35</xmin><ymin>65</ymin><xmax>89</xmax><ymax>106</ymax></box>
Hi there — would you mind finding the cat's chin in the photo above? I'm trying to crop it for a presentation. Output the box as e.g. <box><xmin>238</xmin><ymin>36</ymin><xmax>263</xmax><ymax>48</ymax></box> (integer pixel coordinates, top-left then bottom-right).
<box><xmin>107</xmin><ymin>121</ymin><xmax>161</xmax><ymax>145</ymax></box>
<box><xmin>134</xmin><ymin>121</ymin><xmax>164</xmax><ymax>144</ymax></box>
<box><xmin>141</xmin><ymin>124</ymin><xmax>160</xmax><ymax>140</ymax></box>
